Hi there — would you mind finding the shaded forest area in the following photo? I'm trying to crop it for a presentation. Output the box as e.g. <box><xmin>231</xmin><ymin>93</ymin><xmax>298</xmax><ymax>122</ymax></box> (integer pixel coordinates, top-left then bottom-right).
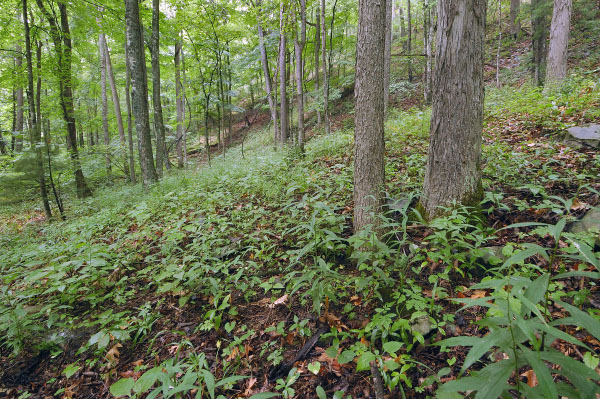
<box><xmin>1</xmin><ymin>0</ymin><xmax>600</xmax><ymax>398</ymax></box>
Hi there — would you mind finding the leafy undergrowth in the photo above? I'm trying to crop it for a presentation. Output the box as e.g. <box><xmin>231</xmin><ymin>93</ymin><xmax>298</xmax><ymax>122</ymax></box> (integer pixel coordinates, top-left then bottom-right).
<box><xmin>1</xmin><ymin>78</ymin><xmax>600</xmax><ymax>399</ymax></box>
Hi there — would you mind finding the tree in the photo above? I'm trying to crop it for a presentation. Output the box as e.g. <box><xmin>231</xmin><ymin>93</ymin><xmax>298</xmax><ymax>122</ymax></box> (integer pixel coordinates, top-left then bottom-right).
<box><xmin>546</xmin><ymin>0</ymin><xmax>572</xmax><ymax>83</ymax></box>
<box><xmin>15</xmin><ymin>44</ymin><xmax>24</xmax><ymax>153</ymax></box>
<box><xmin>278</xmin><ymin>1</ymin><xmax>288</xmax><ymax>144</ymax></box>
<box><xmin>321</xmin><ymin>0</ymin><xmax>331</xmax><ymax>134</ymax></box>
<box><xmin>124</xmin><ymin>39</ymin><xmax>136</xmax><ymax>184</ymax></box>
<box><xmin>510</xmin><ymin>0</ymin><xmax>521</xmax><ymax>39</ymax></box>
<box><xmin>175</xmin><ymin>39</ymin><xmax>184</xmax><ymax>167</ymax></box>
<box><xmin>532</xmin><ymin>0</ymin><xmax>549</xmax><ymax>86</ymax></box>
<box><xmin>150</xmin><ymin>0</ymin><xmax>167</xmax><ymax>176</ymax></box>
<box><xmin>421</xmin><ymin>0</ymin><xmax>487</xmax><ymax>219</ymax></box>
<box><xmin>354</xmin><ymin>0</ymin><xmax>387</xmax><ymax>233</ymax></box>
<box><xmin>383</xmin><ymin>0</ymin><xmax>392</xmax><ymax>117</ymax></box>
<box><xmin>98</xmin><ymin>23</ymin><xmax>111</xmax><ymax>178</ymax></box>
<box><xmin>125</xmin><ymin>0</ymin><xmax>158</xmax><ymax>187</ymax></box>
<box><xmin>294</xmin><ymin>0</ymin><xmax>306</xmax><ymax>149</ymax></box>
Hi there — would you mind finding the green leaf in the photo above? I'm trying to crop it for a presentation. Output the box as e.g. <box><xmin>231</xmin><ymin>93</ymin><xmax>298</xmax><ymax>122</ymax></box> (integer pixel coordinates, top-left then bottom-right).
<box><xmin>382</xmin><ymin>341</ymin><xmax>403</xmax><ymax>354</ymax></box>
<box><xmin>555</xmin><ymin>299</ymin><xmax>600</xmax><ymax>341</ymax></box>
<box><xmin>248</xmin><ymin>393</ymin><xmax>280</xmax><ymax>399</ymax></box>
<box><xmin>110</xmin><ymin>378</ymin><xmax>134</xmax><ymax>398</ymax></box>
<box><xmin>337</xmin><ymin>350</ymin><xmax>355</xmax><ymax>365</ymax></box>
<box><xmin>215</xmin><ymin>375</ymin><xmax>248</xmax><ymax>388</ymax></box>
<box><xmin>202</xmin><ymin>370</ymin><xmax>216</xmax><ymax>399</ymax></box>
<box><xmin>134</xmin><ymin>367</ymin><xmax>163</xmax><ymax>393</ymax></box>
<box><xmin>565</xmin><ymin>237</ymin><xmax>599</xmax><ymax>271</ymax></box>
<box><xmin>583</xmin><ymin>352</ymin><xmax>600</xmax><ymax>370</ymax></box>
<box><xmin>62</xmin><ymin>364</ymin><xmax>80</xmax><ymax>379</ymax></box>
<box><xmin>524</xmin><ymin>273</ymin><xmax>549</xmax><ymax>306</ymax></box>
<box><xmin>519</xmin><ymin>345</ymin><xmax>558</xmax><ymax>399</ymax></box>
<box><xmin>307</xmin><ymin>361</ymin><xmax>321</xmax><ymax>375</ymax></box>
<box><xmin>356</xmin><ymin>351</ymin><xmax>376</xmax><ymax>371</ymax></box>
<box><xmin>499</xmin><ymin>245</ymin><xmax>548</xmax><ymax>271</ymax></box>
<box><xmin>316</xmin><ymin>386</ymin><xmax>327</xmax><ymax>399</ymax></box>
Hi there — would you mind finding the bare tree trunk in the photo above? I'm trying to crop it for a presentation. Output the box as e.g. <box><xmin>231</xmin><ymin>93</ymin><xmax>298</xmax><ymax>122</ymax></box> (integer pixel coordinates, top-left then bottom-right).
<box><xmin>354</xmin><ymin>0</ymin><xmax>387</xmax><ymax>233</ymax></box>
<box><xmin>102</xmin><ymin>37</ymin><xmax>128</xmax><ymax>178</ymax></box>
<box><xmin>510</xmin><ymin>0</ymin><xmax>521</xmax><ymax>39</ymax></box>
<box><xmin>255</xmin><ymin>0</ymin><xmax>279</xmax><ymax>144</ymax></box>
<box><xmin>545</xmin><ymin>0</ymin><xmax>572</xmax><ymax>84</ymax></box>
<box><xmin>15</xmin><ymin>44</ymin><xmax>24</xmax><ymax>153</ymax></box>
<box><xmin>150</xmin><ymin>0</ymin><xmax>167</xmax><ymax>176</ymax></box>
<box><xmin>279</xmin><ymin>2</ymin><xmax>288</xmax><ymax>144</ymax></box>
<box><xmin>182</xmin><ymin>43</ymin><xmax>189</xmax><ymax>166</ymax></box>
<box><xmin>23</xmin><ymin>0</ymin><xmax>52</xmax><ymax>219</ymax></box>
<box><xmin>125</xmin><ymin>0</ymin><xmax>157</xmax><ymax>187</ymax></box>
<box><xmin>496</xmin><ymin>0</ymin><xmax>502</xmax><ymax>88</ymax></box>
<box><xmin>384</xmin><ymin>0</ymin><xmax>393</xmax><ymax>118</ymax></box>
<box><xmin>125</xmin><ymin>40</ymin><xmax>136</xmax><ymax>184</ymax></box>
<box><xmin>400</xmin><ymin>5</ymin><xmax>406</xmax><ymax>39</ymax></box>
<box><xmin>421</xmin><ymin>0</ymin><xmax>487</xmax><ymax>219</ymax></box>
<box><xmin>175</xmin><ymin>39</ymin><xmax>184</xmax><ymax>167</ymax></box>
<box><xmin>314</xmin><ymin>6</ymin><xmax>322</xmax><ymax>125</ymax></box>
<box><xmin>98</xmin><ymin>27</ymin><xmax>111</xmax><ymax>178</ymax></box>
<box><xmin>531</xmin><ymin>0</ymin><xmax>548</xmax><ymax>86</ymax></box>
<box><xmin>295</xmin><ymin>0</ymin><xmax>306</xmax><ymax>149</ymax></box>
<box><xmin>321</xmin><ymin>0</ymin><xmax>331</xmax><ymax>134</ymax></box>
<box><xmin>425</xmin><ymin>4</ymin><xmax>435</xmax><ymax>104</ymax></box>
<box><xmin>407</xmin><ymin>0</ymin><xmax>413</xmax><ymax>81</ymax></box>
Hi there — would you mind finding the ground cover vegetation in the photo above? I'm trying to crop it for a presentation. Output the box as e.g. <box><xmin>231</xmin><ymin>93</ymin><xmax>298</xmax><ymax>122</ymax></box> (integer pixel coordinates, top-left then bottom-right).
<box><xmin>1</xmin><ymin>0</ymin><xmax>600</xmax><ymax>398</ymax></box>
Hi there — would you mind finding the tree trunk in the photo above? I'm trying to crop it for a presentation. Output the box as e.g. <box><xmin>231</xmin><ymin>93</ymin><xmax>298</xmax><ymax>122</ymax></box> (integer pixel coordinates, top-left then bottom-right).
<box><xmin>421</xmin><ymin>0</ymin><xmax>487</xmax><ymax>219</ymax></box>
<box><xmin>102</xmin><ymin>37</ymin><xmax>128</xmax><ymax>178</ymax></box>
<box><xmin>150</xmin><ymin>0</ymin><xmax>167</xmax><ymax>176</ymax></box>
<box><xmin>23</xmin><ymin>0</ymin><xmax>52</xmax><ymax>219</ymax></box>
<box><xmin>125</xmin><ymin>0</ymin><xmax>158</xmax><ymax>187</ymax></box>
<box><xmin>295</xmin><ymin>0</ymin><xmax>306</xmax><ymax>149</ymax></box>
<box><xmin>314</xmin><ymin>7</ymin><xmax>322</xmax><ymax>125</ymax></box>
<box><xmin>15</xmin><ymin>44</ymin><xmax>24</xmax><ymax>152</ymax></box>
<box><xmin>99</xmin><ymin>28</ymin><xmax>111</xmax><ymax>178</ymax></box>
<box><xmin>125</xmin><ymin>40</ymin><xmax>136</xmax><ymax>184</ymax></box>
<box><xmin>279</xmin><ymin>2</ymin><xmax>288</xmax><ymax>144</ymax></box>
<box><xmin>384</xmin><ymin>0</ymin><xmax>393</xmax><ymax>118</ymax></box>
<box><xmin>354</xmin><ymin>0</ymin><xmax>387</xmax><ymax>233</ymax></box>
<box><xmin>321</xmin><ymin>0</ymin><xmax>331</xmax><ymax>134</ymax></box>
<box><xmin>400</xmin><ymin>6</ymin><xmax>406</xmax><ymax>38</ymax></box>
<box><xmin>531</xmin><ymin>0</ymin><xmax>549</xmax><ymax>86</ymax></box>
<box><xmin>182</xmin><ymin>43</ymin><xmax>189</xmax><ymax>166</ymax></box>
<box><xmin>407</xmin><ymin>0</ymin><xmax>413</xmax><ymax>81</ymax></box>
<box><xmin>510</xmin><ymin>0</ymin><xmax>521</xmax><ymax>39</ymax></box>
<box><xmin>545</xmin><ymin>0</ymin><xmax>572</xmax><ymax>84</ymax></box>
<box><xmin>425</xmin><ymin>3</ymin><xmax>435</xmax><ymax>104</ymax></box>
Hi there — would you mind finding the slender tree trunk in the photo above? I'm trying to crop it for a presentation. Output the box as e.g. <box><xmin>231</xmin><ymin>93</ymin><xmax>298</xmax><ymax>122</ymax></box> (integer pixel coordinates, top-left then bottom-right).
<box><xmin>102</xmin><ymin>37</ymin><xmax>128</xmax><ymax>178</ymax></box>
<box><xmin>314</xmin><ymin>7</ymin><xmax>322</xmax><ymax>125</ymax></box>
<box><xmin>400</xmin><ymin>6</ymin><xmax>406</xmax><ymax>39</ymax></box>
<box><xmin>354</xmin><ymin>0</ymin><xmax>387</xmax><ymax>233</ymax></box>
<box><xmin>510</xmin><ymin>0</ymin><xmax>521</xmax><ymax>39</ymax></box>
<box><xmin>295</xmin><ymin>0</ymin><xmax>306</xmax><ymax>149</ymax></box>
<box><xmin>15</xmin><ymin>44</ymin><xmax>24</xmax><ymax>152</ymax></box>
<box><xmin>496</xmin><ymin>0</ymin><xmax>502</xmax><ymax>88</ymax></box>
<box><xmin>23</xmin><ymin>0</ymin><xmax>52</xmax><ymax>220</ymax></box>
<box><xmin>125</xmin><ymin>0</ymin><xmax>158</xmax><ymax>187</ymax></box>
<box><xmin>150</xmin><ymin>0</ymin><xmax>167</xmax><ymax>176</ymax></box>
<box><xmin>532</xmin><ymin>0</ymin><xmax>548</xmax><ymax>86</ymax></box>
<box><xmin>384</xmin><ymin>0</ymin><xmax>393</xmax><ymax>118</ymax></box>
<box><xmin>321</xmin><ymin>0</ymin><xmax>331</xmax><ymax>134</ymax></box>
<box><xmin>407</xmin><ymin>0</ymin><xmax>413</xmax><ymax>81</ymax></box>
<box><xmin>279</xmin><ymin>2</ymin><xmax>289</xmax><ymax>144</ymax></box>
<box><xmin>182</xmin><ymin>43</ymin><xmax>189</xmax><ymax>166</ymax></box>
<box><xmin>421</xmin><ymin>0</ymin><xmax>487</xmax><ymax>219</ymax></box>
<box><xmin>98</xmin><ymin>27</ymin><xmax>111</xmax><ymax>178</ymax></box>
<box><xmin>545</xmin><ymin>0</ymin><xmax>572</xmax><ymax>84</ymax></box>
<box><xmin>125</xmin><ymin>40</ymin><xmax>136</xmax><ymax>184</ymax></box>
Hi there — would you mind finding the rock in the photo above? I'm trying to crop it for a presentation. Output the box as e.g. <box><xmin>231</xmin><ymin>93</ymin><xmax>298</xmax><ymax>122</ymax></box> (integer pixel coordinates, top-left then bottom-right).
<box><xmin>569</xmin><ymin>208</ymin><xmax>600</xmax><ymax>246</ymax></box>
<box><xmin>411</xmin><ymin>315</ymin><xmax>435</xmax><ymax>336</ymax></box>
<box><xmin>386</xmin><ymin>197</ymin><xmax>411</xmax><ymax>215</ymax></box>
<box><xmin>563</xmin><ymin>124</ymin><xmax>600</xmax><ymax>149</ymax></box>
<box><xmin>478</xmin><ymin>246</ymin><xmax>507</xmax><ymax>266</ymax></box>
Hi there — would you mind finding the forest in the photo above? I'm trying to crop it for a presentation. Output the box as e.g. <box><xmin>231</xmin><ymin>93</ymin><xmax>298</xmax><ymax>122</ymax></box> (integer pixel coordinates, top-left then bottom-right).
<box><xmin>0</xmin><ymin>0</ymin><xmax>599</xmax><ymax>397</ymax></box>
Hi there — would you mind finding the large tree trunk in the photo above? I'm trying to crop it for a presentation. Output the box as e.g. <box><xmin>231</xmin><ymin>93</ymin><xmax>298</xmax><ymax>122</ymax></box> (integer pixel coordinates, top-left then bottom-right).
<box><xmin>125</xmin><ymin>40</ymin><xmax>136</xmax><ymax>184</ymax></box>
<box><xmin>15</xmin><ymin>44</ymin><xmax>24</xmax><ymax>153</ymax></box>
<box><xmin>102</xmin><ymin>37</ymin><xmax>128</xmax><ymax>178</ymax></box>
<box><xmin>125</xmin><ymin>0</ymin><xmax>158</xmax><ymax>187</ymax></box>
<box><xmin>255</xmin><ymin>0</ymin><xmax>279</xmax><ymax>144</ymax></box>
<box><xmin>531</xmin><ymin>0</ymin><xmax>548</xmax><ymax>86</ymax></box>
<box><xmin>510</xmin><ymin>0</ymin><xmax>521</xmax><ymax>39</ymax></box>
<box><xmin>421</xmin><ymin>0</ymin><xmax>487</xmax><ymax>219</ymax></box>
<box><xmin>354</xmin><ymin>0</ymin><xmax>387</xmax><ymax>233</ymax></box>
<box><xmin>314</xmin><ymin>7</ymin><xmax>322</xmax><ymax>125</ymax></box>
<box><xmin>279</xmin><ymin>2</ymin><xmax>288</xmax><ymax>144</ymax></box>
<box><xmin>294</xmin><ymin>0</ymin><xmax>306</xmax><ymax>149</ymax></box>
<box><xmin>150</xmin><ymin>0</ymin><xmax>167</xmax><ymax>176</ymax></box>
<box><xmin>175</xmin><ymin>39</ymin><xmax>184</xmax><ymax>167</ymax></box>
<box><xmin>321</xmin><ymin>0</ymin><xmax>331</xmax><ymax>134</ymax></box>
<box><xmin>98</xmin><ymin>28</ymin><xmax>111</xmax><ymax>178</ymax></box>
<box><xmin>23</xmin><ymin>0</ymin><xmax>52</xmax><ymax>219</ymax></box>
<box><xmin>545</xmin><ymin>0</ymin><xmax>572</xmax><ymax>84</ymax></box>
<box><xmin>407</xmin><ymin>0</ymin><xmax>413</xmax><ymax>81</ymax></box>
<box><xmin>383</xmin><ymin>0</ymin><xmax>393</xmax><ymax>118</ymax></box>
<box><xmin>424</xmin><ymin>1</ymin><xmax>435</xmax><ymax>104</ymax></box>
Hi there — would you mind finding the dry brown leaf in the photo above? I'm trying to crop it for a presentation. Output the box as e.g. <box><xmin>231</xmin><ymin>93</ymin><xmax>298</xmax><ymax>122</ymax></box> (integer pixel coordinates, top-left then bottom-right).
<box><xmin>470</xmin><ymin>290</ymin><xmax>488</xmax><ymax>299</ymax></box>
<box><xmin>105</xmin><ymin>343</ymin><xmax>122</xmax><ymax>367</ymax></box>
<box><xmin>244</xmin><ymin>377</ymin><xmax>258</xmax><ymax>397</ymax></box>
<box><xmin>226</xmin><ymin>346</ymin><xmax>240</xmax><ymax>361</ymax></box>
<box><xmin>269</xmin><ymin>294</ymin><xmax>289</xmax><ymax>308</ymax></box>
<box><xmin>350</xmin><ymin>295</ymin><xmax>361</xmax><ymax>306</ymax></box>
<box><xmin>521</xmin><ymin>369</ymin><xmax>538</xmax><ymax>387</ymax></box>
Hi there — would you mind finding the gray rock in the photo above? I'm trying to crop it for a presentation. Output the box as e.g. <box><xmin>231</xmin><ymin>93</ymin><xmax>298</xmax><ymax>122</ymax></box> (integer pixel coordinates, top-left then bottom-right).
<box><xmin>479</xmin><ymin>246</ymin><xmax>507</xmax><ymax>265</ymax></box>
<box><xmin>386</xmin><ymin>197</ymin><xmax>411</xmax><ymax>214</ymax></box>
<box><xmin>411</xmin><ymin>315</ymin><xmax>435</xmax><ymax>336</ymax></box>
<box><xmin>563</xmin><ymin>124</ymin><xmax>600</xmax><ymax>148</ymax></box>
<box><xmin>569</xmin><ymin>209</ymin><xmax>600</xmax><ymax>246</ymax></box>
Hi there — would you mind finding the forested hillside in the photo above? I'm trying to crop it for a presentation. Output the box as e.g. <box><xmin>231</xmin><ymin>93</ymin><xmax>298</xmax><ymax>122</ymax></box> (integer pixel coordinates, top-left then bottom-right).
<box><xmin>1</xmin><ymin>0</ymin><xmax>600</xmax><ymax>398</ymax></box>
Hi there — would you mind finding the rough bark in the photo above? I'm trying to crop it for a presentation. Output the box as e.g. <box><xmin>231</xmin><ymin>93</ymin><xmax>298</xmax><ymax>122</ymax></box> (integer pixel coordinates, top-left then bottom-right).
<box><xmin>15</xmin><ymin>44</ymin><xmax>24</xmax><ymax>152</ymax></box>
<box><xmin>510</xmin><ymin>0</ymin><xmax>521</xmax><ymax>38</ymax></box>
<box><xmin>150</xmin><ymin>0</ymin><xmax>167</xmax><ymax>176</ymax></box>
<box><xmin>23</xmin><ymin>0</ymin><xmax>52</xmax><ymax>219</ymax></box>
<box><xmin>294</xmin><ymin>0</ymin><xmax>306</xmax><ymax>149</ymax></box>
<box><xmin>545</xmin><ymin>0</ymin><xmax>572</xmax><ymax>83</ymax></box>
<box><xmin>421</xmin><ymin>0</ymin><xmax>487</xmax><ymax>219</ymax></box>
<box><xmin>354</xmin><ymin>0</ymin><xmax>387</xmax><ymax>233</ymax></box>
<box><xmin>125</xmin><ymin>0</ymin><xmax>158</xmax><ymax>187</ymax></box>
<box><xmin>98</xmin><ymin>28</ymin><xmax>111</xmax><ymax>177</ymax></box>
<box><xmin>314</xmin><ymin>7</ymin><xmax>322</xmax><ymax>125</ymax></box>
<box><xmin>279</xmin><ymin>2</ymin><xmax>288</xmax><ymax>144</ymax></box>
<box><xmin>532</xmin><ymin>0</ymin><xmax>548</xmax><ymax>86</ymax></box>
<box><xmin>384</xmin><ymin>0</ymin><xmax>393</xmax><ymax>118</ymax></box>
<box><xmin>125</xmin><ymin>40</ymin><xmax>136</xmax><ymax>184</ymax></box>
<box><xmin>407</xmin><ymin>0</ymin><xmax>413</xmax><ymax>81</ymax></box>
<box><xmin>183</xmin><ymin>43</ymin><xmax>189</xmax><ymax>166</ymax></box>
<box><xmin>175</xmin><ymin>39</ymin><xmax>184</xmax><ymax>167</ymax></box>
<box><xmin>424</xmin><ymin>1</ymin><xmax>435</xmax><ymax>104</ymax></box>
<box><xmin>321</xmin><ymin>0</ymin><xmax>331</xmax><ymax>134</ymax></box>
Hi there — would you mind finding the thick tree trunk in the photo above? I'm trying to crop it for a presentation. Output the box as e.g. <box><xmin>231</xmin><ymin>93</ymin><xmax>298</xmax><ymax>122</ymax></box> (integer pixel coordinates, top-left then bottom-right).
<box><xmin>384</xmin><ymin>0</ymin><xmax>393</xmax><ymax>118</ymax></box>
<box><xmin>15</xmin><ymin>45</ymin><xmax>24</xmax><ymax>152</ymax></box>
<box><xmin>150</xmin><ymin>0</ymin><xmax>167</xmax><ymax>176</ymax></box>
<box><xmin>321</xmin><ymin>0</ymin><xmax>331</xmax><ymax>134</ymax></box>
<box><xmin>256</xmin><ymin>0</ymin><xmax>279</xmax><ymax>144</ymax></box>
<box><xmin>354</xmin><ymin>0</ymin><xmax>387</xmax><ymax>233</ymax></box>
<box><xmin>421</xmin><ymin>0</ymin><xmax>487</xmax><ymax>219</ymax></box>
<box><xmin>125</xmin><ymin>40</ymin><xmax>136</xmax><ymax>184</ymax></box>
<box><xmin>102</xmin><ymin>38</ymin><xmax>128</xmax><ymax>177</ymax></box>
<box><xmin>98</xmin><ymin>28</ymin><xmax>111</xmax><ymax>178</ymax></box>
<box><xmin>279</xmin><ymin>2</ymin><xmax>288</xmax><ymax>144</ymax></box>
<box><xmin>125</xmin><ymin>0</ymin><xmax>158</xmax><ymax>187</ymax></box>
<box><xmin>545</xmin><ymin>0</ymin><xmax>572</xmax><ymax>84</ymax></box>
<box><xmin>314</xmin><ymin>7</ymin><xmax>322</xmax><ymax>125</ymax></box>
<box><xmin>407</xmin><ymin>0</ymin><xmax>413</xmax><ymax>81</ymax></box>
<box><xmin>295</xmin><ymin>0</ymin><xmax>306</xmax><ymax>149</ymax></box>
<box><xmin>531</xmin><ymin>0</ymin><xmax>548</xmax><ymax>86</ymax></box>
<box><xmin>510</xmin><ymin>0</ymin><xmax>521</xmax><ymax>38</ymax></box>
<box><xmin>23</xmin><ymin>0</ymin><xmax>52</xmax><ymax>219</ymax></box>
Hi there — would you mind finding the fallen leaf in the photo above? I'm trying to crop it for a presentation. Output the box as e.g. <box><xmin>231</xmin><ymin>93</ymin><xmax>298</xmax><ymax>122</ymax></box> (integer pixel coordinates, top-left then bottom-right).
<box><xmin>105</xmin><ymin>343</ymin><xmax>122</xmax><ymax>368</ymax></box>
<box><xmin>521</xmin><ymin>369</ymin><xmax>538</xmax><ymax>387</ymax></box>
<box><xmin>268</xmin><ymin>294</ymin><xmax>289</xmax><ymax>308</ymax></box>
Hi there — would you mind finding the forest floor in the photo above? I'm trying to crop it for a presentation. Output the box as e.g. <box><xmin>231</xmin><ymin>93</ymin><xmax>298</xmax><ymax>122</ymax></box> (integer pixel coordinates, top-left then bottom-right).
<box><xmin>2</xmin><ymin>45</ymin><xmax>600</xmax><ymax>399</ymax></box>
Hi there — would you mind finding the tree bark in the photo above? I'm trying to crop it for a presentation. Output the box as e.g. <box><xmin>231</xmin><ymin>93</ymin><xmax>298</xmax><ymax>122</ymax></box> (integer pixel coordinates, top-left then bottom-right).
<box><xmin>321</xmin><ymin>0</ymin><xmax>331</xmax><ymax>134</ymax></box>
<box><xmin>384</xmin><ymin>0</ymin><xmax>392</xmax><ymax>118</ymax></box>
<box><xmin>294</xmin><ymin>0</ymin><xmax>306</xmax><ymax>149</ymax></box>
<box><xmin>125</xmin><ymin>0</ymin><xmax>158</xmax><ymax>187</ymax></box>
<box><xmin>150</xmin><ymin>0</ymin><xmax>167</xmax><ymax>176</ymax></box>
<box><xmin>23</xmin><ymin>0</ymin><xmax>52</xmax><ymax>219</ymax></box>
<box><xmin>314</xmin><ymin>6</ymin><xmax>322</xmax><ymax>125</ymax></box>
<box><xmin>125</xmin><ymin>40</ymin><xmax>136</xmax><ymax>184</ymax></box>
<box><xmin>98</xmin><ymin>27</ymin><xmax>111</xmax><ymax>178</ymax></box>
<box><xmin>279</xmin><ymin>2</ymin><xmax>288</xmax><ymax>144</ymax></box>
<box><xmin>531</xmin><ymin>0</ymin><xmax>548</xmax><ymax>86</ymax></box>
<box><xmin>510</xmin><ymin>0</ymin><xmax>521</xmax><ymax>39</ymax></box>
<box><xmin>15</xmin><ymin>44</ymin><xmax>24</xmax><ymax>153</ymax></box>
<box><xmin>424</xmin><ymin>0</ymin><xmax>435</xmax><ymax>104</ymax></box>
<box><xmin>421</xmin><ymin>0</ymin><xmax>487</xmax><ymax>219</ymax></box>
<box><xmin>354</xmin><ymin>0</ymin><xmax>387</xmax><ymax>233</ymax></box>
<box><xmin>545</xmin><ymin>0</ymin><xmax>572</xmax><ymax>84</ymax></box>
<box><xmin>175</xmin><ymin>39</ymin><xmax>184</xmax><ymax>167</ymax></box>
<box><xmin>407</xmin><ymin>0</ymin><xmax>413</xmax><ymax>81</ymax></box>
